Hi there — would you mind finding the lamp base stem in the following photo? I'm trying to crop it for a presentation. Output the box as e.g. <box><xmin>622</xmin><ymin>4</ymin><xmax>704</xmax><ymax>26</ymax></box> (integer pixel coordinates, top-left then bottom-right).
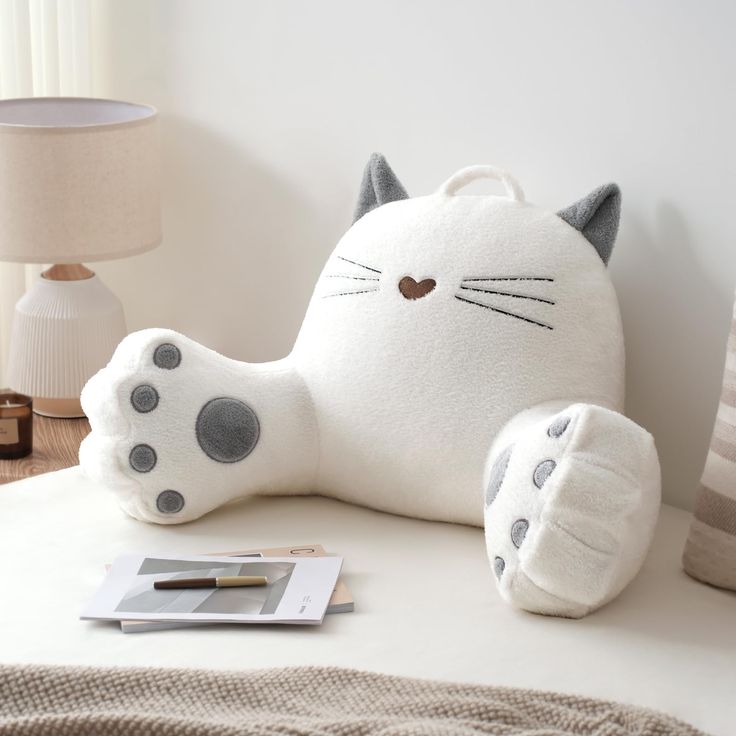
<box><xmin>42</xmin><ymin>264</ymin><xmax>95</xmax><ymax>281</ymax></box>
<box><xmin>33</xmin><ymin>397</ymin><xmax>86</xmax><ymax>419</ymax></box>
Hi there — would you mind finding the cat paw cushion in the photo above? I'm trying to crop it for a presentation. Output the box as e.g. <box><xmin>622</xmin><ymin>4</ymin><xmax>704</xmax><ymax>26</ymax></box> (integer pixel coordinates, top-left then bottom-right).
<box><xmin>80</xmin><ymin>155</ymin><xmax>661</xmax><ymax>618</ymax></box>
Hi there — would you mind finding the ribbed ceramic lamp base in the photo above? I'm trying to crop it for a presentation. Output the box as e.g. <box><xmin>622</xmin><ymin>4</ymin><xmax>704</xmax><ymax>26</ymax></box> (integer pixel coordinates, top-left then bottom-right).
<box><xmin>6</xmin><ymin>273</ymin><xmax>127</xmax><ymax>418</ymax></box>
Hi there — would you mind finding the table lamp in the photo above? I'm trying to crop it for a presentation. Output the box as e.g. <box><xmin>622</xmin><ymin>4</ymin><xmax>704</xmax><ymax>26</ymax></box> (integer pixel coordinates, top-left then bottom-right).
<box><xmin>0</xmin><ymin>97</ymin><xmax>161</xmax><ymax>418</ymax></box>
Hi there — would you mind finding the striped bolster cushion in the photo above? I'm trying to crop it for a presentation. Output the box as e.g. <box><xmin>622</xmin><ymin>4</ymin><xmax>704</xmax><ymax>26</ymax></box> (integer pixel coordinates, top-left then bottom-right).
<box><xmin>683</xmin><ymin>307</ymin><xmax>736</xmax><ymax>589</ymax></box>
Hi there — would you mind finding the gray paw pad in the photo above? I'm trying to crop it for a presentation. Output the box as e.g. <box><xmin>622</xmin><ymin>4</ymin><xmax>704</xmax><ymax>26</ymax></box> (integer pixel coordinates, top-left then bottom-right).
<box><xmin>548</xmin><ymin>415</ymin><xmax>570</xmax><ymax>438</ymax></box>
<box><xmin>131</xmin><ymin>384</ymin><xmax>159</xmax><ymax>413</ymax></box>
<box><xmin>533</xmin><ymin>459</ymin><xmax>556</xmax><ymax>488</ymax></box>
<box><xmin>511</xmin><ymin>519</ymin><xmax>529</xmax><ymax>548</ymax></box>
<box><xmin>157</xmin><ymin>490</ymin><xmax>184</xmax><ymax>514</ymax></box>
<box><xmin>196</xmin><ymin>397</ymin><xmax>260</xmax><ymax>463</ymax></box>
<box><xmin>130</xmin><ymin>444</ymin><xmax>157</xmax><ymax>473</ymax></box>
<box><xmin>153</xmin><ymin>343</ymin><xmax>181</xmax><ymax>370</ymax></box>
<box><xmin>493</xmin><ymin>556</ymin><xmax>505</xmax><ymax>579</ymax></box>
<box><xmin>486</xmin><ymin>445</ymin><xmax>513</xmax><ymax>507</ymax></box>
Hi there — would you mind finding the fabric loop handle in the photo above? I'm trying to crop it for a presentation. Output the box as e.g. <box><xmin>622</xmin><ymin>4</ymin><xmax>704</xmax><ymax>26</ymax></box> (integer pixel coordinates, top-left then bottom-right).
<box><xmin>437</xmin><ymin>165</ymin><xmax>525</xmax><ymax>203</ymax></box>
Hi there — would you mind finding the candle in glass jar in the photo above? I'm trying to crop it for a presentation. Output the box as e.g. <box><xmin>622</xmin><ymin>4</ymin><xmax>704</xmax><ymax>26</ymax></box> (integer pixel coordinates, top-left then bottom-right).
<box><xmin>0</xmin><ymin>390</ymin><xmax>33</xmax><ymax>459</ymax></box>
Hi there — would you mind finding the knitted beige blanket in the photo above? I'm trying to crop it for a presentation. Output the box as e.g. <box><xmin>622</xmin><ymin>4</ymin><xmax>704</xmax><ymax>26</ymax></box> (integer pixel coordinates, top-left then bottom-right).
<box><xmin>0</xmin><ymin>665</ymin><xmax>705</xmax><ymax>736</ymax></box>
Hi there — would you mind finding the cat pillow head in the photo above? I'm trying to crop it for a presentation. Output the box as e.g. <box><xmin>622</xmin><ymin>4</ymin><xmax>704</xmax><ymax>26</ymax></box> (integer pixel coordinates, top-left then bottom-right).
<box><xmin>305</xmin><ymin>154</ymin><xmax>623</xmax><ymax>357</ymax></box>
<box><xmin>81</xmin><ymin>155</ymin><xmax>660</xmax><ymax>619</ymax></box>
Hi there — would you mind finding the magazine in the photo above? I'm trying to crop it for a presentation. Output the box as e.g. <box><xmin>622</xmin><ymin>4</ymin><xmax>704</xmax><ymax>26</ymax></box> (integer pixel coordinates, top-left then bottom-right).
<box><xmin>82</xmin><ymin>553</ymin><xmax>343</xmax><ymax>625</ymax></box>
<box><xmin>119</xmin><ymin>544</ymin><xmax>353</xmax><ymax>633</ymax></box>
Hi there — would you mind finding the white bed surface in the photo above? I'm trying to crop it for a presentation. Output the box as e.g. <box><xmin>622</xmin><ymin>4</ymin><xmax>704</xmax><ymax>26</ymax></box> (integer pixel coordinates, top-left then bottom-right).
<box><xmin>0</xmin><ymin>467</ymin><xmax>734</xmax><ymax>734</ymax></box>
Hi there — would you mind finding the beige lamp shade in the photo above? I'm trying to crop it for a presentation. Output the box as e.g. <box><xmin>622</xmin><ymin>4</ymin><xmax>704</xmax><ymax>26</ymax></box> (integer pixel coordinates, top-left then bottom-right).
<box><xmin>0</xmin><ymin>97</ymin><xmax>161</xmax><ymax>263</ymax></box>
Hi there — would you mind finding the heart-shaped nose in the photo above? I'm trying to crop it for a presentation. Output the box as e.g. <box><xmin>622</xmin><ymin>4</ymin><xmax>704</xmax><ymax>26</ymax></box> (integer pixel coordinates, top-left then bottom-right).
<box><xmin>399</xmin><ymin>276</ymin><xmax>436</xmax><ymax>300</ymax></box>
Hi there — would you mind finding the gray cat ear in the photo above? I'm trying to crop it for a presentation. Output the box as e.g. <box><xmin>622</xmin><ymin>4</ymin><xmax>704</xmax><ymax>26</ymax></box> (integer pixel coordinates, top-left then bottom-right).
<box><xmin>353</xmin><ymin>153</ymin><xmax>409</xmax><ymax>223</ymax></box>
<box><xmin>557</xmin><ymin>183</ymin><xmax>621</xmax><ymax>265</ymax></box>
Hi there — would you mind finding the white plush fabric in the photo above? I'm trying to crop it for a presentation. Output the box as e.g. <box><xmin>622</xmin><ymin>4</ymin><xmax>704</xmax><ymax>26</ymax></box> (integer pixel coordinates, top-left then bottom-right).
<box><xmin>80</xmin><ymin>161</ymin><xmax>661</xmax><ymax>617</ymax></box>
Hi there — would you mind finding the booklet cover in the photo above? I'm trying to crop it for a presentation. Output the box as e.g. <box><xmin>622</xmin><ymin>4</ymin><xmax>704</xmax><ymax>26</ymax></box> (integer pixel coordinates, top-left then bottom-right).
<box><xmin>82</xmin><ymin>554</ymin><xmax>343</xmax><ymax>625</ymax></box>
<box><xmin>119</xmin><ymin>544</ymin><xmax>353</xmax><ymax>633</ymax></box>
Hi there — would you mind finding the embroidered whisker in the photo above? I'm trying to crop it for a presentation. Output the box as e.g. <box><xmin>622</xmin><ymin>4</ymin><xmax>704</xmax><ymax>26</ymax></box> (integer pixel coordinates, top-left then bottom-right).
<box><xmin>454</xmin><ymin>295</ymin><xmax>553</xmax><ymax>330</ymax></box>
<box><xmin>322</xmin><ymin>288</ymin><xmax>379</xmax><ymax>298</ymax></box>
<box><xmin>337</xmin><ymin>256</ymin><xmax>382</xmax><ymax>274</ymax></box>
<box><xmin>459</xmin><ymin>285</ymin><xmax>555</xmax><ymax>305</ymax></box>
<box><xmin>462</xmin><ymin>276</ymin><xmax>554</xmax><ymax>282</ymax></box>
<box><xmin>324</xmin><ymin>274</ymin><xmax>380</xmax><ymax>281</ymax></box>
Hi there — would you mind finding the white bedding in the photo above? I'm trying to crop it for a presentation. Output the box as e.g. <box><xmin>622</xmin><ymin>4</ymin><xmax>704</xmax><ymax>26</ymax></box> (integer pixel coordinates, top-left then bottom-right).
<box><xmin>0</xmin><ymin>466</ymin><xmax>734</xmax><ymax>734</ymax></box>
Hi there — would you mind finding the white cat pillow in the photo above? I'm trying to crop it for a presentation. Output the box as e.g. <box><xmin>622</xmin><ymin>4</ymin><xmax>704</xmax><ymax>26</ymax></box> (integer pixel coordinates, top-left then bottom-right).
<box><xmin>80</xmin><ymin>155</ymin><xmax>661</xmax><ymax>618</ymax></box>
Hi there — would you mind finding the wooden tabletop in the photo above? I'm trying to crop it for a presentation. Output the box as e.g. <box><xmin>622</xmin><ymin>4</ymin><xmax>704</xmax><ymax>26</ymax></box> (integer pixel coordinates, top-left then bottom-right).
<box><xmin>0</xmin><ymin>415</ymin><xmax>90</xmax><ymax>484</ymax></box>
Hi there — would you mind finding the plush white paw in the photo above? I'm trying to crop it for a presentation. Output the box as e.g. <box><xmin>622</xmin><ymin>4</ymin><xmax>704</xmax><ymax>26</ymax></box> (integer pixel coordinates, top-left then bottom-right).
<box><xmin>483</xmin><ymin>403</ymin><xmax>661</xmax><ymax>618</ymax></box>
<box><xmin>79</xmin><ymin>328</ymin><xmax>315</xmax><ymax>524</ymax></box>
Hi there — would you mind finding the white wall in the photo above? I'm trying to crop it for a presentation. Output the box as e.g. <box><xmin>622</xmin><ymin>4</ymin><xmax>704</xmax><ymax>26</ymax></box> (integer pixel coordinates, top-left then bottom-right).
<box><xmin>92</xmin><ymin>0</ymin><xmax>736</xmax><ymax>511</ymax></box>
